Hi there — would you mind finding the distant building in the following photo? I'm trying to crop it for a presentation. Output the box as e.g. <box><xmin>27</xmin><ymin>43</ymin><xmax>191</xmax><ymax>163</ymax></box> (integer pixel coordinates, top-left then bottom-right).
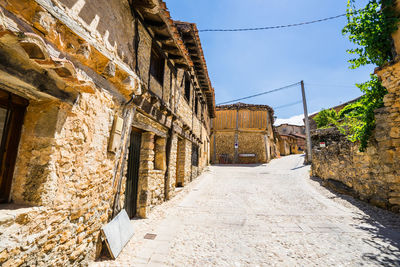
<box><xmin>211</xmin><ymin>103</ymin><xmax>277</xmax><ymax>164</ymax></box>
<box><xmin>276</xmin><ymin>123</ymin><xmax>305</xmax><ymax>135</ymax></box>
<box><xmin>276</xmin><ymin>123</ymin><xmax>306</xmax><ymax>152</ymax></box>
<box><xmin>278</xmin><ymin>134</ymin><xmax>300</xmax><ymax>156</ymax></box>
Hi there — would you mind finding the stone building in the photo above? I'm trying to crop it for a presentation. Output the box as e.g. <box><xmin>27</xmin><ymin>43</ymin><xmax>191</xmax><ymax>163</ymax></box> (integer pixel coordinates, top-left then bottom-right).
<box><xmin>0</xmin><ymin>0</ymin><xmax>215</xmax><ymax>265</ymax></box>
<box><xmin>276</xmin><ymin>124</ymin><xmax>306</xmax><ymax>151</ymax></box>
<box><xmin>278</xmin><ymin>134</ymin><xmax>300</xmax><ymax>156</ymax></box>
<box><xmin>276</xmin><ymin>123</ymin><xmax>305</xmax><ymax>136</ymax></box>
<box><xmin>211</xmin><ymin>103</ymin><xmax>276</xmax><ymax>164</ymax></box>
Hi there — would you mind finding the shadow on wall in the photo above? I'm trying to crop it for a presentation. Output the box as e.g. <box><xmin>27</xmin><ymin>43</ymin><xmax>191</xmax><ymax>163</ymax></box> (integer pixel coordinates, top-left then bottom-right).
<box><xmin>311</xmin><ymin>176</ymin><xmax>400</xmax><ymax>266</ymax></box>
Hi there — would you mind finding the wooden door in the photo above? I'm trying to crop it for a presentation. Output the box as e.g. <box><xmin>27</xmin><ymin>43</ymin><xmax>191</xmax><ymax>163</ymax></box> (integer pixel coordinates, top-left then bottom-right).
<box><xmin>125</xmin><ymin>130</ymin><xmax>142</xmax><ymax>218</ymax></box>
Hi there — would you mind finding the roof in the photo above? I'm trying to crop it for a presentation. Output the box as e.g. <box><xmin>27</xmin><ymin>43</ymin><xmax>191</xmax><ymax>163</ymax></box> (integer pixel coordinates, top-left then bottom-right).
<box><xmin>217</xmin><ymin>102</ymin><xmax>274</xmax><ymax>113</ymax></box>
<box><xmin>131</xmin><ymin>0</ymin><xmax>216</xmax><ymax>117</ymax></box>
<box><xmin>279</xmin><ymin>134</ymin><xmax>297</xmax><ymax>140</ymax></box>
<box><xmin>174</xmin><ymin>21</ymin><xmax>216</xmax><ymax>118</ymax></box>
<box><xmin>290</xmin><ymin>133</ymin><xmax>306</xmax><ymax>139</ymax></box>
<box><xmin>276</xmin><ymin>123</ymin><xmax>305</xmax><ymax>128</ymax></box>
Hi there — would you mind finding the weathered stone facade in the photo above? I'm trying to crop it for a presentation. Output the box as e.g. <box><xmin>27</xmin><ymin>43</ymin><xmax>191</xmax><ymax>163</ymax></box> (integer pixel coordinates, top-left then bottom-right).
<box><xmin>0</xmin><ymin>0</ymin><xmax>215</xmax><ymax>265</ymax></box>
<box><xmin>276</xmin><ymin>124</ymin><xmax>306</xmax><ymax>151</ymax></box>
<box><xmin>211</xmin><ymin>103</ymin><xmax>277</xmax><ymax>164</ymax></box>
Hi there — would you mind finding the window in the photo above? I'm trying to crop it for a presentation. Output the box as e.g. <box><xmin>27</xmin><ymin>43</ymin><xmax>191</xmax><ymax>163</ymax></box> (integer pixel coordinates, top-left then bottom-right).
<box><xmin>184</xmin><ymin>73</ymin><xmax>191</xmax><ymax>102</ymax></box>
<box><xmin>194</xmin><ymin>96</ymin><xmax>198</xmax><ymax>116</ymax></box>
<box><xmin>150</xmin><ymin>47</ymin><xmax>165</xmax><ymax>84</ymax></box>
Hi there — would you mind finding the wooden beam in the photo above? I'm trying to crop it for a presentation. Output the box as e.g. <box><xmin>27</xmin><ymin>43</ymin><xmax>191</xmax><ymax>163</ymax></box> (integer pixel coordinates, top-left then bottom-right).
<box><xmin>175</xmin><ymin>63</ymin><xmax>189</xmax><ymax>70</ymax></box>
<box><xmin>144</xmin><ymin>19</ymin><xmax>164</xmax><ymax>27</ymax></box>
<box><xmin>162</xmin><ymin>45</ymin><xmax>179</xmax><ymax>53</ymax></box>
<box><xmin>155</xmin><ymin>34</ymin><xmax>171</xmax><ymax>42</ymax></box>
<box><xmin>168</xmin><ymin>54</ymin><xmax>183</xmax><ymax>60</ymax></box>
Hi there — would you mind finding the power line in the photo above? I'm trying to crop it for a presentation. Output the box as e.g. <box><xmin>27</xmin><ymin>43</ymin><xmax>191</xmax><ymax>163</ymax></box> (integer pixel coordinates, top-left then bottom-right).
<box><xmin>217</xmin><ymin>82</ymin><xmax>300</xmax><ymax>106</ymax></box>
<box><xmin>199</xmin><ymin>11</ymin><xmax>360</xmax><ymax>32</ymax></box>
<box><xmin>305</xmin><ymin>83</ymin><xmax>357</xmax><ymax>88</ymax></box>
<box><xmin>274</xmin><ymin>100</ymin><xmax>303</xmax><ymax>110</ymax></box>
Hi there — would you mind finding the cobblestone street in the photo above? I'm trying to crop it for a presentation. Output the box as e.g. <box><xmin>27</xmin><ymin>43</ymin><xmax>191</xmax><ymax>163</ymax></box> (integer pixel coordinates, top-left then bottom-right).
<box><xmin>92</xmin><ymin>155</ymin><xmax>400</xmax><ymax>266</ymax></box>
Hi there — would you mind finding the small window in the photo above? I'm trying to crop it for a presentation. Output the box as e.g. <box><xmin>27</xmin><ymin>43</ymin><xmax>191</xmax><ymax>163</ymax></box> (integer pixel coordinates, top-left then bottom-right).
<box><xmin>184</xmin><ymin>73</ymin><xmax>191</xmax><ymax>102</ymax></box>
<box><xmin>150</xmin><ymin>47</ymin><xmax>165</xmax><ymax>84</ymax></box>
<box><xmin>194</xmin><ymin>96</ymin><xmax>199</xmax><ymax>116</ymax></box>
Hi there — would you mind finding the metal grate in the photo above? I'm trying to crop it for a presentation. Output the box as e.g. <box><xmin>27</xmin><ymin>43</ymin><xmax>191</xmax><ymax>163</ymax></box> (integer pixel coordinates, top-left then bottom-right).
<box><xmin>144</xmin><ymin>233</ymin><xmax>157</xmax><ymax>240</ymax></box>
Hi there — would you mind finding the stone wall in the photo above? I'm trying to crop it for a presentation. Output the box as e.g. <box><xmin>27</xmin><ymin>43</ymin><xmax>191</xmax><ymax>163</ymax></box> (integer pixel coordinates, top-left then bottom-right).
<box><xmin>311</xmin><ymin>96</ymin><xmax>400</xmax><ymax>212</ymax></box>
<box><xmin>0</xmin><ymin>0</ymin><xmax>214</xmax><ymax>265</ymax></box>
<box><xmin>1</xmin><ymin>88</ymin><xmax>120</xmax><ymax>266</ymax></box>
<box><xmin>237</xmin><ymin>132</ymin><xmax>268</xmax><ymax>164</ymax></box>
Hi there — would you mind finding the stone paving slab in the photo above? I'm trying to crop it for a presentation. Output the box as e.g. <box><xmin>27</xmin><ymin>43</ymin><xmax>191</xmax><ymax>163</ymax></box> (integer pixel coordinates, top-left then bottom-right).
<box><xmin>91</xmin><ymin>155</ymin><xmax>400</xmax><ymax>266</ymax></box>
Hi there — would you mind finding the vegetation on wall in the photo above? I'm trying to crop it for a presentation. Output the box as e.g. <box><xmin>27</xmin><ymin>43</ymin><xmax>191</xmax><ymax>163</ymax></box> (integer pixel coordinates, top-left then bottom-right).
<box><xmin>315</xmin><ymin>0</ymin><xmax>398</xmax><ymax>151</ymax></box>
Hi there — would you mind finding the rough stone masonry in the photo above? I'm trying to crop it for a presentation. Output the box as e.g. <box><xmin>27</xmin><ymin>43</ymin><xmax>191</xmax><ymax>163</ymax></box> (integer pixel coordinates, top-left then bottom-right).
<box><xmin>0</xmin><ymin>0</ymin><xmax>215</xmax><ymax>265</ymax></box>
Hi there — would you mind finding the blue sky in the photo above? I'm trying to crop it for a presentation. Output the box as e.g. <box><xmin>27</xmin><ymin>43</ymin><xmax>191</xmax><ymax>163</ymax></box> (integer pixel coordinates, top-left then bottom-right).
<box><xmin>167</xmin><ymin>0</ymin><xmax>373</xmax><ymax>123</ymax></box>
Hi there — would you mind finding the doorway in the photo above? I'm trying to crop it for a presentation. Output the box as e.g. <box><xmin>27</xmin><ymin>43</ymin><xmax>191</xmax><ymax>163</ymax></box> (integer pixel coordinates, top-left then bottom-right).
<box><xmin>125</xmin><ymin>129</ymin><xmax>142</xmax><ymax>218</ymax></box>
<box><xmin>175</xmin><ymin>138</ymin><xmax>185</xmax><ymax>187</ymax></box>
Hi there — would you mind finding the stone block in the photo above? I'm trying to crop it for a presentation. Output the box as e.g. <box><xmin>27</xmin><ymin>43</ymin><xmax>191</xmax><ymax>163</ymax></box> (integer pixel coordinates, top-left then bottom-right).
<box><xmin>0</xmin><ymin>249</ymin><xmax>9</xmax><ymax>263</ymax></box>
<box><xmin>389</xmin><ymin>197</ymin><xmax>400</xmax><ymax>206</ymax></box>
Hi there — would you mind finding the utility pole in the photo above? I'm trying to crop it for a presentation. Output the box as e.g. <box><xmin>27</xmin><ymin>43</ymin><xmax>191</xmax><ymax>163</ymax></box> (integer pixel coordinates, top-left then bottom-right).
<box><xmin>301</xmin><ymin>81</ymin><xmax>312</xmax><ymax>163</ymax></box>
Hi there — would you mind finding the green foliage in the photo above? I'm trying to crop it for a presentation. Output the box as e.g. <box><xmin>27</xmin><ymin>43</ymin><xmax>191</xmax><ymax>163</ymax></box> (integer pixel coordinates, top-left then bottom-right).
<box><xmin>332</xmin><ymin>0</ymin><xmax>398</xmax><ymax>151</ymax></box>
<box><xmin>343</xmin><ymin>0</ymin><xmax>398</xmax><ymax>68</ymax></box>
<box><xmin>336</xmin><ymin>76</ymin><xmax>387</xmax><ymax>151</ymax></box>
<box><xmin>314</xmin><ymin>109</ymin><xmax>339</xmax><ymax>128</ymax></box>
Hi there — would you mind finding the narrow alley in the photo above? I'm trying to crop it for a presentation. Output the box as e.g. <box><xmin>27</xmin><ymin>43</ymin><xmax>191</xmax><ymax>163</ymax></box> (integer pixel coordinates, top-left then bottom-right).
<box><xmin>92</xmin><ymin>155</ymin><xmax>400</xmax><ymax>266</ymax></box>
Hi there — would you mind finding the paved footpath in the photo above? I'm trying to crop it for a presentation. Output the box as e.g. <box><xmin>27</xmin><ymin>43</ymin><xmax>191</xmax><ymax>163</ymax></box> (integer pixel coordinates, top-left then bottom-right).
<box><xmin>91</xmin><ymin>155</ymin><xmax>400</xmax><ymax>266</ymax></box>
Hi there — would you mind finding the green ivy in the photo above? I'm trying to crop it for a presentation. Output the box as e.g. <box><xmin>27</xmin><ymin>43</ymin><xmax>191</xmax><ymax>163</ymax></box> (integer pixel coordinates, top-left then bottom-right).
<box><xmin>343</xmin><ymin>0</ymin><xmax>398</xmax><ymax>68</ymax></box>
<box><xmin>314</xmin><ymin>109</ymin><xmax>339</xmax><ymax>128</ymax></box>
<box><xmin>336</xmin><ymin>76</ymin><xmax>388</xmax><ymax>150</ymax></box>
<box><xmin>330</xmin><ymin>0</ymin><xmax>399</xmax><ymax>151</ymax></box>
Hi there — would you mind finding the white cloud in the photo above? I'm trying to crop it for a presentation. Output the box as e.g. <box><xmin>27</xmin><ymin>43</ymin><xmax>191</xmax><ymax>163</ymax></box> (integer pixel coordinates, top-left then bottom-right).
<box><xmin>274</xmin><ymin>111</ymin><xmax>319</xmax><ymax>126</ymax></box>
<box><xmin>274</xmin><ymin>114</ymin><xmax>305</xmax><ymax>126</ymax></box>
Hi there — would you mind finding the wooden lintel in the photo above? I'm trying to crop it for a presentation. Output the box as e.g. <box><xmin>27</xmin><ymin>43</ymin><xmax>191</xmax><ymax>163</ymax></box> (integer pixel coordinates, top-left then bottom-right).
<box><xmin>131</xmin><ymin>119</ymin><xmax>167</xmax><ymax>138</ymax></box>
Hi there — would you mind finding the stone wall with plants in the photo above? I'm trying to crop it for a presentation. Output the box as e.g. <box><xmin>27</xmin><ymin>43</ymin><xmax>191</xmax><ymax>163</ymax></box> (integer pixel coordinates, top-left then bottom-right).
<box><xmin>311</xmin><ymin>91</ymin><xmax>400</xmax><ymax>212</ymax></box>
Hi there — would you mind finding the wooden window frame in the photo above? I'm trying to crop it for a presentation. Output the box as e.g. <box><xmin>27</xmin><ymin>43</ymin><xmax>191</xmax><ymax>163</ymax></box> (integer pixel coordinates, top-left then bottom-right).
<box><xmin>184</xmin><ymin>73</ymin><xmax>191</xmax><ymax>104</ymax></box>
<box><xmin>0</xmin><ymin>89</ymin><xmax>28</xmax><ymax>203</ymax></box>
<box><xmin>150</xmin><ymin>46</ymin><xmax>165</xmax><ymax>85</ymax></box>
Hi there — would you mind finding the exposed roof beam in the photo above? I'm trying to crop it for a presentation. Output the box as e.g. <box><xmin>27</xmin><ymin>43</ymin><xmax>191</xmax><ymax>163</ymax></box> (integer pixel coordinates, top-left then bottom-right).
<box><xmin>155</xmin><ymin>34</ymin><xmax>171</xmax><ymax>42</ymax></box>
<box><xmin>175</xmin><ymin>63</ymin><xmax>189</xmax><ymax>70</ymax></box>
<box><xmin>168</xmin><ymin>54</ymin><xmax>183</xmax><ymax>60</ymax></box>
<box><xmin>144</xmin><ymin>19</ymin><xmax>164</xmax><ymax>27</ymax></box>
